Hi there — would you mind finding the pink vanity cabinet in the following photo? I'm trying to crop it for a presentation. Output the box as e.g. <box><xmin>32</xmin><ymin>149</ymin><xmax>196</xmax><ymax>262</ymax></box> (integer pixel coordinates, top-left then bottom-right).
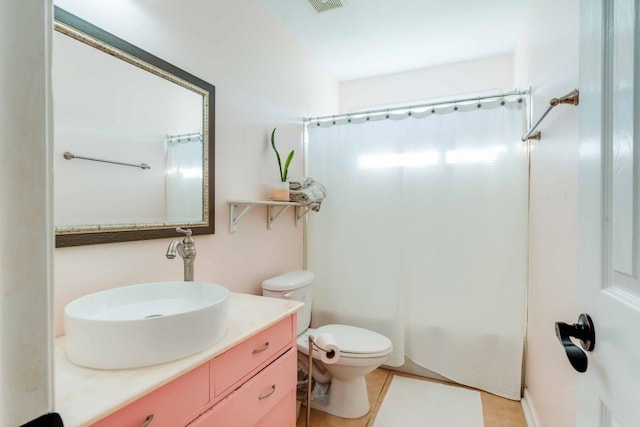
<box><xmin>91</xmin><ymin>315</ymin><xmax>297</xmax><ymax>427</ymax></box>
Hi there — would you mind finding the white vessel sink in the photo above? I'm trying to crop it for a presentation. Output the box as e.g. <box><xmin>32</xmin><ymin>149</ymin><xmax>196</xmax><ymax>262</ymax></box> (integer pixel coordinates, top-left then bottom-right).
<box><xmin>64</xmin><ymin>281</ymin><xmax>229</xmax><ymax>369</ymax></box>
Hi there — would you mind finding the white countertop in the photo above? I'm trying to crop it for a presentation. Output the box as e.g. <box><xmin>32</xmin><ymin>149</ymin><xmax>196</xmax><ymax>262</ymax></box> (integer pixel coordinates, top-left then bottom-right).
<box><xmin>55</xmin><ymin>292</ymin><xmax>303</xmax><ymax>427</ymax></box>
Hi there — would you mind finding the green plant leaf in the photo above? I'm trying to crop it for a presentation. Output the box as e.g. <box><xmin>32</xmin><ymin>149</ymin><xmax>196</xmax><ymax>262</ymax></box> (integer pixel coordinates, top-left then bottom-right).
<box><xmin>282</xmin><ymin>150</ymin><xmax>294</xmax><ymax>182</ymax></box>
<box><xmin>270</xmin><ymin>128</ymin><xmax>284</xmax><ymax>181</ymax></box>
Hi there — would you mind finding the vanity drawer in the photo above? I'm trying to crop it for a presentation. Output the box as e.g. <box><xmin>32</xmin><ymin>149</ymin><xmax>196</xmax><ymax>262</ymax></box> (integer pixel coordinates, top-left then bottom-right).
<box><xmin>92</xmin><ymin>362</ymin><xmax>209</xmax><ymax>427</ymax></box>
<box><xmin>254</xmin><ymin>387</ymin><xmax>296</xmax><ymax>427</ymax></box>
<box><xmin>191</xmin><ymin>349</ymin><xmax>296</xmax><ymax>427</ymax></box>
<box><xmin>211</xmin><ymin>316</ymin><xmax>293</xmax><ymax>397</ymax></box>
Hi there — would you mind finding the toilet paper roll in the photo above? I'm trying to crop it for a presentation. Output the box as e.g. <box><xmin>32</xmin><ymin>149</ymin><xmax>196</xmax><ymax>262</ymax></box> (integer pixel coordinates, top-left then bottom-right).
<box><xmin>314</xmin><ymin>333</ymin><xmax>340</xmax><ymax>364</ymax></box>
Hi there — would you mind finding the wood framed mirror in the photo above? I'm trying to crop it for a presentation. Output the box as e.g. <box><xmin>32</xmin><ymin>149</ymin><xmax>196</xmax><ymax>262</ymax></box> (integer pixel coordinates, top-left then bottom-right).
<box><xmin>53</xmin><ymin>7</ymin><xmax>215</xmax><ymax>247</ymax></box>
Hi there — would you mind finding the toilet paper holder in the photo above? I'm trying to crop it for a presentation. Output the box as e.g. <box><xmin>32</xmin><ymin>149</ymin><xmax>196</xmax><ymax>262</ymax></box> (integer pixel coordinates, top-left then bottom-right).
<box><xmin>307</xmin><ymin>336</ymin><xmax>313</xmax><ymax>427</ymax></box>
<box><xmin>305</xmin><ymin>335</ymin><xmax>340</xmax><ymax>426</ymax></box>
<box><xmin>305</xmin><ymin>336</ymin><xmax>337</xmax><ymax>427</ymax></box>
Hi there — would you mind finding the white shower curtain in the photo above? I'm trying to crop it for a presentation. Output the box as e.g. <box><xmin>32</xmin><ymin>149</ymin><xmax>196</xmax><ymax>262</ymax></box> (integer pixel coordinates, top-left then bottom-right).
<box><xmin>165</xmin><ymin>137</ymin><xmax>203</xmax><ymax>223</ymax></box>
<box><xmin>306</xmin><ymin>98</ymin><xmax>528</xmax><ymax>399</ymax></box>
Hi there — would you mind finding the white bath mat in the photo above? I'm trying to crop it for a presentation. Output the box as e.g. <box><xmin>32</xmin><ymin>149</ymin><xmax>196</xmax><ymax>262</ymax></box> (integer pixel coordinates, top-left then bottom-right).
<box><xmin>373</xmin><ymin>376</ymin><xmax>484</xmax><ymax>427</ymax></box>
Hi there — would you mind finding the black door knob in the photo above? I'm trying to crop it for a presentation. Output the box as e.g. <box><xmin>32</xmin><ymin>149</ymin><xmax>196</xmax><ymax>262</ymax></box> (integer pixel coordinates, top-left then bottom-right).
<box><xmin>554</xmin><ymin>313</ymin><xmax>595</xmax><ymax>373</ymax></box>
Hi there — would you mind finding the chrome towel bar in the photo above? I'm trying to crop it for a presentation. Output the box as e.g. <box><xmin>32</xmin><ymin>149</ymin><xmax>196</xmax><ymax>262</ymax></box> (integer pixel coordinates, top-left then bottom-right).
<box><xmin>63</xmin><ymin>151</ymin><xmax>150</xmax><ymax>170</ymax></box>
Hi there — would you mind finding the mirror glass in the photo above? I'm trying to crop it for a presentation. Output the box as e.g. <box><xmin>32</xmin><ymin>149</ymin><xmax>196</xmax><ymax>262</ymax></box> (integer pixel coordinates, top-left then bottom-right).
<box><xmin>53</xmin><ymin>7</ymin><xmax>214</xmax><ymax>247</ymax></box>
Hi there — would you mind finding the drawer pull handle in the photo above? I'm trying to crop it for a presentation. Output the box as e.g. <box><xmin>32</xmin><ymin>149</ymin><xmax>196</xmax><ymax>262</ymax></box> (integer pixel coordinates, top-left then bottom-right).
<box><xmin>258</xmin><ymin>385</ymin><xmax>276</xmax><ymax>400</ymax></box>
<box><xmin>140</xmin><ymin>414</ymin><xmax>154</xmax><ymax>427</ymax></box>
<box><xmin>252</xmin><ymin>342</ymin><xmax>269</xmax><ymax>354</ymax></box>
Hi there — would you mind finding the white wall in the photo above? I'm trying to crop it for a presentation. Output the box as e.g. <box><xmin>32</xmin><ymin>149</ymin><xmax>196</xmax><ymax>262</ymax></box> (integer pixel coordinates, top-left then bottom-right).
<box><xmin>0</xmin><ymin>0</ymin><xmax>54</xmax><ymax>424</ymax></box>
<box><xmin>53</xmin><ymin>0</ymin><xmax>339</xmax><ymax>336</ymax></box>
<box><xmin>514</xmin><ymin>1</ymin><xmax>580</xmax><ymax>426</ymax></box>
<box><xmin>339</xmin><ymin>54</ymin><xmax>514</xmax><ymax>113</ymax></box>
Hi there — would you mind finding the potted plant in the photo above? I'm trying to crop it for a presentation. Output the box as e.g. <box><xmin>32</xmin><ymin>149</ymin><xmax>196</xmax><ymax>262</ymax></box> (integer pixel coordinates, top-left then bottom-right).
<box><xmin>270</xmin><ymin>128</ymin><xmax>294</xmax><ymax>201</ymax></box>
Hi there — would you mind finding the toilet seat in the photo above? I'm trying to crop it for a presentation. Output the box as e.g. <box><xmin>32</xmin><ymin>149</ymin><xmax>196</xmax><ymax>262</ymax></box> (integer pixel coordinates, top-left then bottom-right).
<box><xmin>297</xmin><ymin>324</ymin><xmax>392</xmax><ymax>359</ymax></box>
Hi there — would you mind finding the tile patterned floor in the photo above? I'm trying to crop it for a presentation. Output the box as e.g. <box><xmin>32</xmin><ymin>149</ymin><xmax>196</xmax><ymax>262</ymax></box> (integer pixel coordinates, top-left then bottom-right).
<box><xmin>295</xmin><ymin>369</ymin><xmax>527</xmax><ymax>427</ymax></box>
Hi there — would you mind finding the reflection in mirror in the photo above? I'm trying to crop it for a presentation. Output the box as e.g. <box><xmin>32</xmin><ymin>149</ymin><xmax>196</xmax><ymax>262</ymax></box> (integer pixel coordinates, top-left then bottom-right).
<box><xmin>53</xmin><ymin>7</ymin><xmax>214</xmax><ymax>247</ymax></box>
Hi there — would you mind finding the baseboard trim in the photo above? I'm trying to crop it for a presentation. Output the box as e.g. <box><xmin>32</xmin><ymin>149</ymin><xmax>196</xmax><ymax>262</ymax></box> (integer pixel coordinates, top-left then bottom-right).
<box><xmin>521</xmin><ymin>388</ymin><xmax>541</xmax><ymax>427</ymax></box>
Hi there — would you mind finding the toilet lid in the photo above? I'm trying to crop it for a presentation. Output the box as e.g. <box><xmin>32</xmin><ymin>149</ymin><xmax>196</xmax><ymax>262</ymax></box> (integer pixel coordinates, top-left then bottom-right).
<box><xmin>315</xmin><ymin>324</ymin><xmax>392</xmax><ymax>355</ymax></box>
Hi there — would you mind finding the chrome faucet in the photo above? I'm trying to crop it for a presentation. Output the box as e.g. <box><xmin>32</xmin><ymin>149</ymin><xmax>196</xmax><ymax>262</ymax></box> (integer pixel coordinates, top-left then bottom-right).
<box><xmin>166</xmin><ymin>228</ymin><xmax>196</xmax><ymax>281</ymax></box>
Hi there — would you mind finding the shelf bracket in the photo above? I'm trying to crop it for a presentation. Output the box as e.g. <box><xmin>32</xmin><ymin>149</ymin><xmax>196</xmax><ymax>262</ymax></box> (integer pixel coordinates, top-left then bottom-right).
<box><xmin>268</xmin><ymin>205</ymin><xmax>292</xmax><ymax>229</ymax></box>
<box><xmin>230</xmin><ymin>203</ymin><xmax>255</xmax><ymax>233</ymax></box>
<box><xmin>228</xmin><ymin>200</ymin><xmax>313</xmax><ymax>232</ymax></box>
<box><xmin>296</xmin><ymin>205</ymin><xmax>313</xmax><ymax>226</ymax></box>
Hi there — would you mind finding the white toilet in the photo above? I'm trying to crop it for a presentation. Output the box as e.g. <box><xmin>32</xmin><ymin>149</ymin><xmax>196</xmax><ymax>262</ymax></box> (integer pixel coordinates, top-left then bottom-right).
<box><xmin>262</xmin><ymin>270</ymin><xmax>392</xmax><ymax>419</ymax></box>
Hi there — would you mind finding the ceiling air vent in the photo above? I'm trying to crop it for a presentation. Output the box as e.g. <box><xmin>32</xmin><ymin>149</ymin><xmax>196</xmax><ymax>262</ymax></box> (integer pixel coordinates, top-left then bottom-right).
<box><xmin>308</xmin><ymin>0</ymin><xmax>345</xmax><ymax>13</ymax></box>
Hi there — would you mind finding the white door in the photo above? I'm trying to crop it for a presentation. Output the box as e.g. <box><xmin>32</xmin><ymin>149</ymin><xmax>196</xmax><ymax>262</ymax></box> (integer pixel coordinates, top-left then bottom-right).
<box><xmin>576</xmin><ymin>0</ymin><xmax>640</xmax><ymax>426</ymax></box>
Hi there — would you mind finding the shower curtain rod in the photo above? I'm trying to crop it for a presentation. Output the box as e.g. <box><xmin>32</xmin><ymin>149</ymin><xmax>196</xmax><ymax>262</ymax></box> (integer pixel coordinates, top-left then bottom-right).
<box><xmin>521</xmin><ymin>89</ymin><xmax>579</xmax><ymax>141</ymax></box>
<box><xmin>303</xmin><ymin>89</ymin><xmax>530</xmax><ymax>123</ymax></box>
<box><xmin>166</xmin><ymin>132</ymin><xmax>202</xmax><ymax>142</ymax></box>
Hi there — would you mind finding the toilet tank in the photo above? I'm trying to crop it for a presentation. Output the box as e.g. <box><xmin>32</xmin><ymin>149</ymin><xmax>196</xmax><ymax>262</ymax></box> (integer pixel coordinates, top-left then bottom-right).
<box><xmin>261</xmin><ymin>270</ymin><xmax>314</xmax><ymax>335</ymax></box>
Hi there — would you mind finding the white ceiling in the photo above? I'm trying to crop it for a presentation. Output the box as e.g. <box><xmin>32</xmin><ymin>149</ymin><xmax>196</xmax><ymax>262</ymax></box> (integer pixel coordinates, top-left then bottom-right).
<box><xmin>260</xmin><ymin>0</ymin><xmax>528</xmax><ymax>82</ymax></box>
